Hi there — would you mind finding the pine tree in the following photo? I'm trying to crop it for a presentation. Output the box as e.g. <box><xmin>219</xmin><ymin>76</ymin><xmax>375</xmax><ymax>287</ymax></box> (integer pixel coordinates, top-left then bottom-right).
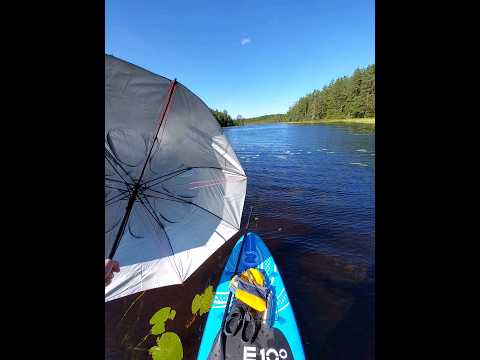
<box><xmin>286</xmin><ymin>65</ymin><xmax>375</xmax><ymax>120</ymax></box>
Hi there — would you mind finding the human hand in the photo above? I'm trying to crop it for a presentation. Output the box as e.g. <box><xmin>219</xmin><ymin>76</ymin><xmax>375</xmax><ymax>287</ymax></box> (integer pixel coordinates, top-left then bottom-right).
<box><xmin>105</xmin><ymin>259</ymin><xmax>120</xmax><ymax>286</ymax></box>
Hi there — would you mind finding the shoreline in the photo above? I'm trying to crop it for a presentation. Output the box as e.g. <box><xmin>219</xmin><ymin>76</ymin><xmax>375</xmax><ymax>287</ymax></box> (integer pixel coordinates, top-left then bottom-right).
<box><xmin>228</xmin><ymin>118</ymin><xmax>375</xmax><ymax>127</ymax></box>
<box><xmin>285</xmin><ymin>118</ymin><xmax>375</xmax><ymax>125</ymax></box>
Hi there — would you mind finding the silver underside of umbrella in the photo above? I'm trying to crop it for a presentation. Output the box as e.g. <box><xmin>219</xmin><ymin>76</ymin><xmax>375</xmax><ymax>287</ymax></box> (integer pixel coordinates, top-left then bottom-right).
<box><xmin>105</xmin><ymin>55</ymin><xmax>247</xmax><ymax>302</ymax></box>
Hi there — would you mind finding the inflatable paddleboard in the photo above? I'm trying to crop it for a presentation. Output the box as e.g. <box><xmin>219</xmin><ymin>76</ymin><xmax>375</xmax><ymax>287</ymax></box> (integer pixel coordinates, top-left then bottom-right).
<box><xmin>197</xmin><ymin>232</ymin><xmax>306</xmax><ymax>360</ymax></box>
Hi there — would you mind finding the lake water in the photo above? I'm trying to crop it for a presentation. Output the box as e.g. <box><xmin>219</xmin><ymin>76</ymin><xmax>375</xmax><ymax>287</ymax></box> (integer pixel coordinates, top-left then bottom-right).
<box><xmin>224</xmin><ymin>122</ymin><xmax>375</xmax><ymax>360</ymax></box>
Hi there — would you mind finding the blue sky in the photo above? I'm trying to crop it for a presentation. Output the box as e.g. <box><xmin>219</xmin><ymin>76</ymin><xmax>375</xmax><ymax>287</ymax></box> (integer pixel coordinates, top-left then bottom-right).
<box><xmin>106</xmin><ymin>0</ymin><xmax>374</xmax><ymax>118</ymax></box>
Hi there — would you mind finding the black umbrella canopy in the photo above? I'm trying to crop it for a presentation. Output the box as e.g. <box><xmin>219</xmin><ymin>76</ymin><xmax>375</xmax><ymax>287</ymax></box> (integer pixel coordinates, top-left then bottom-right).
<box><xmin>105</xmin><ymin>55</ymin><xmax>247</xmax><ymax>301</ymax></box>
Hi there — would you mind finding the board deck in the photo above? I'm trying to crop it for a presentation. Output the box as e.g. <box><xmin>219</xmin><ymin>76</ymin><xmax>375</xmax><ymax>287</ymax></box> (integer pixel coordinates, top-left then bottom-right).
<box><xmin>197</xmin><ymin>232</ymin><xmax>305</xmax><ymax>360</ymax></box>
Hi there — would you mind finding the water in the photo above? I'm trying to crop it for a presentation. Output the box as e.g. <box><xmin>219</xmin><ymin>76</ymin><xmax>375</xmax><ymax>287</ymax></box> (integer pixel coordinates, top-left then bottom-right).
<box><xmin>224</xmin><ymin>123</ymin><xmax>375</xmax><ymax>360</ymax></box>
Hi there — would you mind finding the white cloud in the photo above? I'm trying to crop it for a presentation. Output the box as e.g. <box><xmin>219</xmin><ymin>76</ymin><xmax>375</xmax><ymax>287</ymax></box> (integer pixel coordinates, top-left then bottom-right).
<box><xmin>240</xmin><ymin>37</ymin><xmax>251</xmax><ymax>46</ymax></box>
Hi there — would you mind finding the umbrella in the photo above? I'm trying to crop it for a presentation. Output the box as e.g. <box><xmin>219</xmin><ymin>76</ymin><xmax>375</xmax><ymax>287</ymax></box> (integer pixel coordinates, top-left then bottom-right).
<box><xmin>105</xmin><ymin>55</ymin><xmax>247</xmax><ymax>302</ymax></box>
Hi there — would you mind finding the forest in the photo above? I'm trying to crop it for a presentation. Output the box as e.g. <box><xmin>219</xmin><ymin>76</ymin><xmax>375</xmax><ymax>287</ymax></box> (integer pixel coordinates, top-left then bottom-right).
<box><xmin>236</xmin><ymin>114</ymin><xmax>285</xmax><ymax>125</ymax></box>
<box><xmin>286</xmin><ymin>64</ymin><xmax>375</xmax><ymax>121</ymax></box>
<box><xmin>234</xmin><ymin>64</ymin><xmax>375</xmax><ymax>126</ymax></box>
<box><xmin>210</xmin><ymin>108</ymin><xmax>235</xmax><ymax>127</ymax></box>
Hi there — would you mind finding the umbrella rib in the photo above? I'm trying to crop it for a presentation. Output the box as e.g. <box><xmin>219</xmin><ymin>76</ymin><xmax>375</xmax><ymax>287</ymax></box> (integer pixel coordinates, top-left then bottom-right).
<box><xmin>141</xmin><ymin>168</ymin><xmax>192</xmax><ymax>186</ymax></box>
<box><xmin>136</xmin><ymin>194</ymin><xmax>184</xmax><ymax>280</ymax></box>
<box><xmin>187</xmin><ymin>166</ymin><xmax>245</xmax><ymax>177</ymax></box>
<box><xmin>144</xmin><ymin>188</ymin><xmax>194</xmax><ymax>200</ymax></box>
<box><xmin>106</xmin><ymin>177</ymin><xmax>129</xmax><ymax>185</ymax></box>
<box><xmin>144</xmin><ymin>188</ymin><xmax>239</xmax><ymax>230</ymax></box>
<box><xmin>138</xmin><ymin>193</ymin><xmax>175</xmax><ymax>224</ymax></box>
<box><xmin>137</xmin><ymin>194</ymin><xmax>171</xmax><ymax>241</ymax></box>
<box><xmin>143</xmin><ymin>166</ymin><xmax>245</xmax><ymax>190</ymax></box>
<box><xmin>151</xmin><ymin>185</ymin><xmax>194</xmax><ymax>199</ymax></box>
<box><xmin>105</xmin><ymin>192</ymin><xmax>131</xmax><ymax>207</ymax></box>
<box><xmin>105</xmin><ymin>185</ymin><xmax>132</xmax><ymax>205</ymax></box>
<box><xmin>105</xmin><ymin>148</ymin><xmax>137</xmax><ymax>184</ymax></box>
<box><xmin>105</xmin><ymin>185</ymin><xmax>131</xmax><ymax>193</ymax></box>
<box><xmin>142</xmin><ymin>193</ymin><xmax>190</xmax><ymax>205</ymax></box>
<box><xmin>105</xmin><ymin>154</ymin><xmax>132</xmax><ymax>187</ymax></box>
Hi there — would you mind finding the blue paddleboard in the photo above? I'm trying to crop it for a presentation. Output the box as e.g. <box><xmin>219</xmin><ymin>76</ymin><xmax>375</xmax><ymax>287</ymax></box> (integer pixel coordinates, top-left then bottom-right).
<box><xmin>197</xmin><ymin>232</ymin><xmax>306</xmax><ymax>360</ymax></box>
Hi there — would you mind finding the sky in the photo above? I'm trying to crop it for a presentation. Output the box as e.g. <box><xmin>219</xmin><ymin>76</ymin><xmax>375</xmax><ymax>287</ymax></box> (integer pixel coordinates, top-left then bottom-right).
<box><xmin>106</xmin><ymin>0</ymin><xmax>375</xmax><ymax>118</ymax></box>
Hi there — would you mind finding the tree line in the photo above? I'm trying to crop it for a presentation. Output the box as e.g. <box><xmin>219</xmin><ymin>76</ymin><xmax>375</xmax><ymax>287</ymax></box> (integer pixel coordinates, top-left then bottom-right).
<box><xmin>241</xmin><ymin>64</ymin><xmax>375</xmax><ymax>125</ymax></box>
<box><xmin>236</xmin><ymin>114</ymin><xmax>285</xmax><ymax>125</ymax></box>
<box><xmin>210</xmin><ymin>64</ymin><xmax>374</xmax><ymax>126</ymax></box>
<box><xmin>286</xmin><ymin>64</ymin><xmax>375</xmax><ymax>121</ymax></box>
<box><xmin>210</xmin><ymin>108</ymin><xmax>235</xmax><ymax>127</ymax></box>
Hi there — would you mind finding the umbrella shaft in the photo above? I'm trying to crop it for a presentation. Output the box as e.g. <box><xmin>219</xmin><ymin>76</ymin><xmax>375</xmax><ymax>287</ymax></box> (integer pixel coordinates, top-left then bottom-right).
<box><xmin>109</xmin><ymin>186</ymin><xmax>140</xmax><ymax>259</ymax></box>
